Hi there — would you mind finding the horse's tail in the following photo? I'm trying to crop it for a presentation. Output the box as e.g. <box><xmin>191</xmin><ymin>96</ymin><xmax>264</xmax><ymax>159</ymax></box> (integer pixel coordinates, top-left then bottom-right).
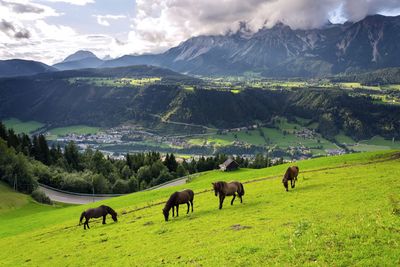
<box><xmin>79</xmin><ymin>211</ymin><xmax>85</xmax><ymax>225</ymax></box>
<box><xmin>239</xmin><ymin>183</ymin><xmax>245</xmax><ymax>196</ymax></box>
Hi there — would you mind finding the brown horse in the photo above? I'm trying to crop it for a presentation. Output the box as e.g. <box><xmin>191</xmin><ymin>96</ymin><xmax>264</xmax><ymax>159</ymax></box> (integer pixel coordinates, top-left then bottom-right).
<box><xmin>79</xmin><ymin>205</ymin><xmax>118</xmax><ymax>230</ymax></box>
<box><xmin>212</xmin><ymin>181</ymin><xmax>245</xmax><ymax>209</ymax></box>
<box><xmin>163</xmin><ymin>189</ymin><xmax>194</xmax><ymax>221</ymax></box>
<box><xmin>282</xmin><ymin>166</ymin><xmax>299</xmax><ymax>191</ymax></box>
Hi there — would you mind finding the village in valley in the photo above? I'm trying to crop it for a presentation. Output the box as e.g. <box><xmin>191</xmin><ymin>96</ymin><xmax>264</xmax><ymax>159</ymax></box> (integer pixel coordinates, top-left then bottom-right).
<box><xmin>47</xmin><ymin>119</ymin><xmax>349</xmax><ymax>163</ymax></box>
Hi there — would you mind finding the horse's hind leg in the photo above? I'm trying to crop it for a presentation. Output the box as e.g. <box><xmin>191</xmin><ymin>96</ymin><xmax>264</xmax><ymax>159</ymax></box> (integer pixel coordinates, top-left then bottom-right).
<box><xmin>239</xmin><ymin>194</ymin><xmax>243</xmax><ymax>203</ymax></box>
<box><xmin>291</xmin><ymin>179</ymin><xmax>295</xmax><ymax>188</ymax></box>
<box><xmin>172</xmin><ymin>206</ymin><xmax>175</xmax><ymax>217</ymax></box>
<box><xmin>231</xmin><ymin>194</ymin><xmax>236</xmax><ymax>205</ymax></box>
<box><xmin>176</xmin><ymin>205</ymin><xmax>179</xmax><ymax>217</ymax></box>
<box><xmin>187</xmin><ymin>203</ymin><xmax>190</xmax><ymax>214</ymax></box>
<box><xmin>190</xmin><ymin>200</ymin><xmax>193</xmax><ymax>212</ymax></box>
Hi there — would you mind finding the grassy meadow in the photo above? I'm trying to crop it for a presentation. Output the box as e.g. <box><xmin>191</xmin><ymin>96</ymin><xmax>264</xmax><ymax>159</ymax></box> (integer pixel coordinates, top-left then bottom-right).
<box><xmin>0</xmin><ymin>151</ymin><xmax>399</xmax><ymax>266</ymax></box>
<box><xmin>2</xmin><ymin>118</ymin><xmax>44</xmax><ymax>134</ymax></box>
<box><xmin>46</xmin><ymin>125</ymin><xmax>101</xmax><ymax>140</ymax></box>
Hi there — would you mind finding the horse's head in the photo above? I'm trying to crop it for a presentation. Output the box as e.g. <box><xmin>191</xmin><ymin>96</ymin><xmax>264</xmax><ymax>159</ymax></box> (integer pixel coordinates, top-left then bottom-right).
<box><xmin>162</xmin><ymin>208</ymin><xmax>169</xmax><ymax>222</ymax></box>
<box><xmin>111</xmin><ymin>212</ymin><xmax>118</xmax><ymax>222</ymax></box>
<box><xmin>107</xmin><ymin>207</ymin><xmax>118</xmax><ymax>222</ymax></box>
<box><xmin>212</xmin><ymin>182</ymin><xmax>219</xmax><ymax>196</ymax></box>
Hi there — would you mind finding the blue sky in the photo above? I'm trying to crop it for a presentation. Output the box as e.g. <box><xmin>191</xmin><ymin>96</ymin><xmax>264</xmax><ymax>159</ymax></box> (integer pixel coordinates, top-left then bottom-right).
<box><xmin>0</xmin><ymin>0</ymin><xmax>400</xmax><ymax>65</ymax></box>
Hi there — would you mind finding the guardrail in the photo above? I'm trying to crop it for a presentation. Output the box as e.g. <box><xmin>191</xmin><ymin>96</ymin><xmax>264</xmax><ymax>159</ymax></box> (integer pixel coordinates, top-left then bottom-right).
<box><xmin>38</xmin><ymin>183</ymin><xmax>126</xmax><ymax>197</ymax></box>
<box><xmin>38</xmin><ymin>173</ymin><xmax>195</xmax><ymax>197</ymax></box>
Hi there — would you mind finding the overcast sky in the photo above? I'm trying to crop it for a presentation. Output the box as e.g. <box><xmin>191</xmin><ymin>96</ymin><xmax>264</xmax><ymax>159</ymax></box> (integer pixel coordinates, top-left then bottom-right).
<box><xmin>1</xmin><ymin>0</ymin><xmax>400</xmax><ymax>65</ymax></box>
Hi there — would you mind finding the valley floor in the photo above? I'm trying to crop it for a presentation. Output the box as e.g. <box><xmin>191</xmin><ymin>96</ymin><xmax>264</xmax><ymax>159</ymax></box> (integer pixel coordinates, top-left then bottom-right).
<box><xmin>0</xmin><ymin>151</ymin><xmax>399</xmax><ymax>266</ymax></box>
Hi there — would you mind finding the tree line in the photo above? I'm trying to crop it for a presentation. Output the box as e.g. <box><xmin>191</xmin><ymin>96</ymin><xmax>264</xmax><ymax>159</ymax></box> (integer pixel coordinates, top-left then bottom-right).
<box><xmin>0</xmin><ymin>122</ymin><xmax>279</xmax><ymax>195</ymax></box>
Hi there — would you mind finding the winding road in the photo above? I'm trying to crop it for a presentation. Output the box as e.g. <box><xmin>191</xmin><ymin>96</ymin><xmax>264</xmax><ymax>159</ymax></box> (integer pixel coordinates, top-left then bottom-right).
<box><xmin>40</xmin><ymin>176</ymin><xmax>189</xmax><ymax>205</ymax></box>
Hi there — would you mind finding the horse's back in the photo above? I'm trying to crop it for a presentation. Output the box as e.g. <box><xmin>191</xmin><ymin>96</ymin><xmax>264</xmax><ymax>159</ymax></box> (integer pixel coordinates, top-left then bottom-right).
<box><xmin>85</xmin><ymin>206</ymin><xmax>106</xmax><ymax>218</ymax></box>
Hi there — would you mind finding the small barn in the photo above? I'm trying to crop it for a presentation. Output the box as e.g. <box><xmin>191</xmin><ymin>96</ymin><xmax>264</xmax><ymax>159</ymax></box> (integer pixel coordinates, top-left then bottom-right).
<box><xmin>219</xmin><ymin>158</ymin><xmax>239</xmax><ymax>171</ymax></box>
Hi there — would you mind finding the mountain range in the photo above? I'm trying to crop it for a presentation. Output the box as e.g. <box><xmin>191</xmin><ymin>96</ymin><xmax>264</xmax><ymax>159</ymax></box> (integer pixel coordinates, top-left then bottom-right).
<box><xmin>58</xmin><ymin>14</ymin><xmax>400</xmax><ymax>77</ymax></box>
<box><xmin>0</xmin><ymin>15</ymin><xmax>399</xmax><ymax>78</ymax></box>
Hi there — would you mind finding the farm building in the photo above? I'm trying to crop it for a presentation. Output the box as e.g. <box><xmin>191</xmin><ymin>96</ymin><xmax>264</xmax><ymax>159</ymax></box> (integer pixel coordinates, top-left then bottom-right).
<box><xmin>219</xmin><ymin>158</ymin><xmax>239</xmax><ymax>171</ymax></box>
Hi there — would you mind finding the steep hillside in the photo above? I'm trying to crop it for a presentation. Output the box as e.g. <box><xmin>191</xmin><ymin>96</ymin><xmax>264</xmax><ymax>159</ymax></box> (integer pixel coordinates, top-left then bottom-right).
<box><xmin>0</xmin><ymin>59</ymin><xmax>56</xmax><ymax>78</ymax></box>
<box><xmin>0</xmin><ymin>151</ymin><xmax>399</xmax><ymax>266</ymax></box>
<box><xmin>1</xmin><ymin>68</ymin><xmax>399</xmax><ymax>140</ymax></box>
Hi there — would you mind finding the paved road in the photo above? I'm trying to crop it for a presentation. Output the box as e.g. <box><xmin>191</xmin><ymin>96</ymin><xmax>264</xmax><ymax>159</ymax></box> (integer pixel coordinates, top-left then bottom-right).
<box><xmin>39</xmin><ymin>185</ymin><xmax>113</xmax><ymax>204</ymax></box>
<box><xmin>40</xmin><ymin>176</ymin><xmax>189</xmax><ymax>205</ymax></box>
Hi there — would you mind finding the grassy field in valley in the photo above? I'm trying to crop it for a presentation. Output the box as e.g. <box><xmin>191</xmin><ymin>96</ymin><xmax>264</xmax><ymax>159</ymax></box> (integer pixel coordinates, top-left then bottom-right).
<box><xmin>2</xmin><ymin>118</ymin><xmax>44</xmax><ymax>134</ymax></box>
<box><xmin>46</xmin><ymin>125</ymin><xmax>101</xmax><ymax>140</ymax></box>
<box><xmin>0</xmin><ymin>151</ymin><xmax>399</xmax><ymax>266</ymax></box>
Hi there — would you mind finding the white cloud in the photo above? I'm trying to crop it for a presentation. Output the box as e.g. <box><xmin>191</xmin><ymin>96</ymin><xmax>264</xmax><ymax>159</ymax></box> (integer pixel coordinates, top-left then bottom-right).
<box><xmin>125</xmin><ymin>0</ymin><xmax>400</xmax><ymax>56</ymax></box>
<box><xmin>1</xmin><ymin>0</ymin><xmax>400</xmax><ymax>64</ymax></box>
<box><xmin>41</xmin><ymin>0</ymin><xmax>94</xmax><ymax>6</ymax></box>
<box><xmin>93</xmin><ymin>14</ymin><xmax>127</xmax><ymax>27</ymax></box>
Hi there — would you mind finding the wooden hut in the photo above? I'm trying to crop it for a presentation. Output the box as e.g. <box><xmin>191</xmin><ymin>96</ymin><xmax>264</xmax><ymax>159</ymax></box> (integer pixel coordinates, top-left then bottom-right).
<box><xmin>219</xmin><ymin>158</ymin><xmax>239</xmax><ymax>171</ymax></box>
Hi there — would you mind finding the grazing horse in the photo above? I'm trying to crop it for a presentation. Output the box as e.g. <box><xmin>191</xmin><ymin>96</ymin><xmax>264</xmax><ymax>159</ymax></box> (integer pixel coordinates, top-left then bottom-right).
<box><xmin>282</xmin><ymin>166</ymin><xmax>299</xmax><ymax>192</ymax></box>
<box><xmin>212</xmin><ymin>181</ymin><xmax>245</xmax><ymax>209</ymax></box>
<box><xmin>79</xmin><ymin>205</ymin><xmax>118</xmax><ymax>230</ymax></box>
<box><xmin>163</xmin><ymin>189</ymin><xmax>194</xmax><ymax>221</ymax></box>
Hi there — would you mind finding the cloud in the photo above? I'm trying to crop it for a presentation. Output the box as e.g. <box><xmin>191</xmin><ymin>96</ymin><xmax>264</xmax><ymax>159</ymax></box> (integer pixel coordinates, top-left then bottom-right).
<box><xmin>14</xmin><ymin>28</ymin><xmax>30</xmax><ymax>38</ymax></box>
<box><xmin>126</xmin><ymin>0</ymin><xmax>400</xmax><ymax>55</ymax></box>
<box><xmin>41</xmin><ymin>0</ymin><xmax>94</xmax><ymax>6</ymax></box>
<box><xmin>93</xmin><ymin>14</ymin><xmax>127</xmax><ymax>27</ymax></box>
<box><xmin>0</xmin><ymin>0</ymin><xmax>60</xmax><ymax>21</ymax></box>
<box><xmin>0</xmin><ymin>0</ymin><xmax>45</xmax><ymax>13</ymax></box>
<box><xmin>1</xmin><ymin>0</ymin><xmax>400</xmax><ymax>64</ymax></box>
<box><xmin>0</xmin><ymin>19</ymin><xmax>30</xmax><ymax>39</ymax></box>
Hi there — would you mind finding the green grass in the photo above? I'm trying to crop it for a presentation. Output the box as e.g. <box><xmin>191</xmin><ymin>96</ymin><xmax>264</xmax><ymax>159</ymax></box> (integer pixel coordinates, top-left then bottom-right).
<box><xmin>46</xmin><ymin>125</ymin><xmax>100</xmax><ymax>140</ymax></box>
<box><xmin>68</xmin><ymin>77</ymin><xmax>161</xmax><ymax>87</ymax></box>
<box><xmin>349</xmin><ymin>136</ymin><xmax>400</xmax><ymax>152</ymax></box>
<box><xmin>2</xmin><ymin>118</ymin><xmax>44</xmax><ymax>134</ymax></box>
<box><xmin>188</xmin><ymin>119</ymin><xmax>337</xmax><ymax>154</ymax></box>
<box><xmin>0</xmin><ymin>151</ymin><xmax>399</xmax><ymax>266</ymax></box>
<box><xmin>335</xmin><ymin>132</ymin><xmax>356</xmax><ymax>144</ymax></box>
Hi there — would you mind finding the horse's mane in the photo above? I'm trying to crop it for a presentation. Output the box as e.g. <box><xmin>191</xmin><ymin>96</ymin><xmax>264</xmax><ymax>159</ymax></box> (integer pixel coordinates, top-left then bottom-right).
<box><xmin>215</xmin><ymin>181</ymin><xmax>226</xmax><ymax>191</ymax></box>
<box><xmin>165</xmin><ymin>192</ymin><xmax>179</xmax><ymax>208</ymax></box>
<box><xmin>104</xmin><ymin>205</ymin><xmax>116</xmax><ymax>215</ymax></box>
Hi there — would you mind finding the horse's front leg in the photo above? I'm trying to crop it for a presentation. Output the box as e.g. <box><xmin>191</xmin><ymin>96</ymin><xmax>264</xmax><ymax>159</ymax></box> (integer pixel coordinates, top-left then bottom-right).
<box><xmin>172</xmin><ymin>206</ymin><xmax>175</xmax><ymax>217</ymax></box>
<box><xmin>187</xmin><ymin>202</ymin><xmax>190</xmax><ymax>214</ymax></box>
<box><xmin>102</xmin><ymin>215</ymin><xmax>106</xmax><ymax>224</ymax></box>
<box><xmin>283</xmin><ymin>180</ymin><xmax>288</xmax><ymax>191</ymax></box>
<box><xmin>85</xmin><ymin>219</ymin><xmax>90</xmax><ymax>229</ymax></box>
<box><xmin>219</xmin><ymin>195</ymin><xmax>225</xmax><ymax>209</ymax></box>
<box><xmin>291</xmin><ymin>179</ymin><xmax>295</xmax><ymax>188</ymax></box>
<box><xmin>231</xmin><ymin>194</ymin><xmax>236</xmax><ymax>205</ymax></box>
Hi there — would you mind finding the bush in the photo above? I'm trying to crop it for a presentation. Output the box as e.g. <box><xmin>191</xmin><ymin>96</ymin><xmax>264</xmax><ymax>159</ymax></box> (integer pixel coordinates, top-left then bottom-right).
<box><xmin>31</xmin><ymin>189</ymin><xmax>52</xmax><ymax>205</ymax></box>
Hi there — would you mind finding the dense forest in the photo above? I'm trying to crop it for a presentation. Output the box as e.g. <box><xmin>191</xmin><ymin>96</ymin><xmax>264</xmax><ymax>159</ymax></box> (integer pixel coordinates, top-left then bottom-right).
<box><xmin>0</xmin><ymin>122</ymin><xmax>277</xmax><ymax>198</ymax></box>
<box><xmin>332</xmin><ymin>68</ymin><xmax>400</xmax><ymax>85</ymax></box>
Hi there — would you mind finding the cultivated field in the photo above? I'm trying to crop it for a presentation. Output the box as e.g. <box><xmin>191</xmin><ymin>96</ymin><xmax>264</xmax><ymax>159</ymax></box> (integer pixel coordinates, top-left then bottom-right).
<box><xmin>0</xmin><ymin>151</ymin><xmax>399</xmax><ymax>266</ymax></box>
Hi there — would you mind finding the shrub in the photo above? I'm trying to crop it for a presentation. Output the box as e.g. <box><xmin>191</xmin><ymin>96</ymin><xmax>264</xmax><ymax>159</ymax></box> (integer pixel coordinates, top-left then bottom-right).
<box><xmin>31</xmin><ymin>189</ymin><xmax>52</xmax><ymax>205</ymax></box>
